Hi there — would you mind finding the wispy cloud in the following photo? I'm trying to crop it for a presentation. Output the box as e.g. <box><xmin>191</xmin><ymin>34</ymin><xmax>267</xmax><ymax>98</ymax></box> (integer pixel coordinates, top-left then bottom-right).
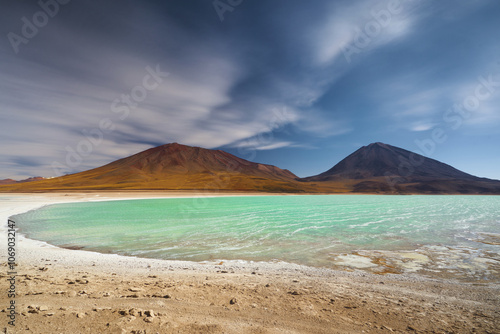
<box><xmin>1</xmin><ymin>0</ymin><xmax>499</xmax><ymax>179</ymax></box>
<box><xmin>312</xmin><ymin>0</ymin><xmax>423</xmax><ymax>66</ymax></box>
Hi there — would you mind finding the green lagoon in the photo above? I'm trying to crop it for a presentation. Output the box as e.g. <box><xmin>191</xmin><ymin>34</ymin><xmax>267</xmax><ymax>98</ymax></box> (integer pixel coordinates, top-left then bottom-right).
<box><xmin>14</xmin><ymin>195</ymin><xmax>500</xmax><ymax>280</ymax></box>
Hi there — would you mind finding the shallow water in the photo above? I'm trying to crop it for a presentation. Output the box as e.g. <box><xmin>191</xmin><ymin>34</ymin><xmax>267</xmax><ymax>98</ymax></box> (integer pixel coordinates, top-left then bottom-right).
<box><xmin>13</xmin><ymin>195</ymin><xmax>500</xmax><ymax>281</ymax></box>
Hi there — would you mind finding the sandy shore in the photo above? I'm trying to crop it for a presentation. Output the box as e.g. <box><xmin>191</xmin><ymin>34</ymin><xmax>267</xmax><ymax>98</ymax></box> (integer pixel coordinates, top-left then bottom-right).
<box><xmin>1</xmin><ymin>192</ymin><xmax>499</xmax><ymax>334</ymax></box>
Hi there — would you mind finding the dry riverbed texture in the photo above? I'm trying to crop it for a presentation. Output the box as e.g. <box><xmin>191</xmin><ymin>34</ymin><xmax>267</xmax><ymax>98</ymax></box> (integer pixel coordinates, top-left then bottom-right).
<box><xmin>1</xmin><ymin>193</ymin><xmax>499</xmax><ymax>333</ymax></box>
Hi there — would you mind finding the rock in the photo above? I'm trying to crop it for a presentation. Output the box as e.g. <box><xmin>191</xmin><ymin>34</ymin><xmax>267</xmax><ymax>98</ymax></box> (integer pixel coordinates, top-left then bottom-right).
<box><xmin>129</xmin><ymin>308</ymin><xmax>140</xmax><ymax>316</ymax></box>
<box><xmin>76</xmin><ymin>313</ymin><xmax>85</xmax><ymax>318</ymax></box>
<box><xmin>68</xmin><ymin>291</ymin><xmax>77</xmax><ymax>297</ymax></box>
<box><xmin>129</xmin><ymin>288</ymin><xmax>143</xmax><ymax>292</ymax></box>
<box><xmin>144</xmin><ymin>310</ymin><xmax>155</xmax><ymax>317</ymax></box>
<box><xmin>118</xmin><ymin>310</ymin><xmax>128</xmax><ymax>316</ymax></box>
<box><xmin>38</xmin><ymin>305</ymin><xmax>49</xmax><ymax>311</ymax></box>
<box><xmin>230</xmin><ymin>298</ymin><xmax>237</xmax><ymax>305</ymax></box>
<box><xmin>144</xmin><ymin>317</ymin><xmax>154</xmax><ymax>323</ymax></box>
<box><xmin>289</xmin><ymin>291</ymin><xmax>301</xmax><ymax>296</ymax></box>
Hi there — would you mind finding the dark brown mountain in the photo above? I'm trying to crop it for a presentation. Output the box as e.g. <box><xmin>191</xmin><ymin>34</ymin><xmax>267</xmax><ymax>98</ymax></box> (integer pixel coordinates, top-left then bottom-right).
<box><xmin>0</xmin><ymin>143</ymin><xmax>305</xmax><ymax>192</ymax></box>
<box><xmin>1</xmin><ymin>142</ymin><xmax>499</xmax><ymax>194</ymax></box>
<box><xmin>0</xmin><ymin>176</ymin><xmax>45</xmax><ymax>185</ymax></box>
<box><xmin>301</xmin><ymin>142</ymin><xmax>500</xmax><ymax>194</ymax></box>
<box><xmin>0</xmin><ymin>179</ymin><xmax>16</xmax><ymax>185</ymax></box>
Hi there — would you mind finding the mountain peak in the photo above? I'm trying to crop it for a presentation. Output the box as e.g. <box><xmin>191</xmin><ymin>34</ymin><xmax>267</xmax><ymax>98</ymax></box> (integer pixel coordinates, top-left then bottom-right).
<box><xmin>100</xmin><ymin>142</ymin><xmax>298</xmax><ymax>182</ymax></box>
<box><xmin>363</xmin><ymin>142</ymin><xmax>397</xmax><ymax>152</ymax></box>
<box><xmin>303</xmin><ymin>142</ymin><xmax>479</xmax><ymax>182</ymax></box>
<box><xmin>366</xmin><ymin>142</ymin><xmax>388</xmax><ymax>148</ymax></box>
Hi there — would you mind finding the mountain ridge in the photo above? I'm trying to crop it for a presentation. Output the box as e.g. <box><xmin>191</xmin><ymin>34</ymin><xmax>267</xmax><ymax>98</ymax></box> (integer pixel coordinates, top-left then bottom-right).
<box><xmin>1</xmin><ymin>142</ymin><xmax>499</xmax><ymax>194</ymax></box>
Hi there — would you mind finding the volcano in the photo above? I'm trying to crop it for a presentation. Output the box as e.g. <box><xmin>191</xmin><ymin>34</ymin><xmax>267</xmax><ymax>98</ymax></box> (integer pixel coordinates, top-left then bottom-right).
<box><xmin>2</xmin><ymin>142</ymin><xmax>499</xmax><ymax>194</ymax></box>
<box><xmin>0</xmin><ymin>143</ymin><xmax>303</xmax><ymax>192</ymax></box>
<box><xmin>301</xmin><ymin>142</ymin><xmax>500</xmax><ymax>194</ymax></box>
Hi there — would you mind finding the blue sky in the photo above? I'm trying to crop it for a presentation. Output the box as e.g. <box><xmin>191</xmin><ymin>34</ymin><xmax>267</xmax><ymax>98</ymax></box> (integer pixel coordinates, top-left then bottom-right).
<box><xmin>1</xmin><ymin>0</ymin><xmax>499</xmax><ymax>179</ymax></box>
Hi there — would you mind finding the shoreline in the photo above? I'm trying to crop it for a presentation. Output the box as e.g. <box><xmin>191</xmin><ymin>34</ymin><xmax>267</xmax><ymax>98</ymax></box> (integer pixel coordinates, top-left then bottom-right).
<box><xmin>1</xmin><ymin>192</ymin><xmax>499</xmax><ymax>333</ymax></box>
<box><xmin>7</xmin><ymin>192</ymin><xmax>499</xmax><ymax>283</ymax></box>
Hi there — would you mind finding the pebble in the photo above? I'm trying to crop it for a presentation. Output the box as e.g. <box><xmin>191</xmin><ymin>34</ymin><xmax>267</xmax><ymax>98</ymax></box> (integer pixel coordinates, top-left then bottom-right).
<box><xmin>129</xmin><ymin>308</ymin><xmax>141</xmax><ymax>316</ymax></box>
<box><xmin>230</xmin><ymin>298</ymin><xmax>237</xmax><ymax>305</ymax></box>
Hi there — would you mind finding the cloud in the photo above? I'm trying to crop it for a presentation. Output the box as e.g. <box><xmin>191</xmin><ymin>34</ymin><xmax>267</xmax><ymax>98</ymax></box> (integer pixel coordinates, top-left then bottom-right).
<box><xmin>231</xmin><ymin>139</ymin><xmax>295</xmax><ymax>151</ymax></box>
<box><xmin>312</xmin><ymin>0</ymin><xmax>422</xmax><ymax>66</ymax></box>
<box><xmin>410</xmin><ymin>122</ymin><xmax>436</xmax><ymax>132</ymax></box>
<box><xmin>1</xmin><ymin>0</ymin><xmax>499</xmax><ymax>180</ymax></box>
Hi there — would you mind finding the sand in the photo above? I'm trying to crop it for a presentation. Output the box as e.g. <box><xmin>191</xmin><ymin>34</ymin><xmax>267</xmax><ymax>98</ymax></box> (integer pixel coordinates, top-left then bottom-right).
<box><xmin>1</xmin><ymin>192</ymin><xmax>499</xmax><ymax>334</ymax></box>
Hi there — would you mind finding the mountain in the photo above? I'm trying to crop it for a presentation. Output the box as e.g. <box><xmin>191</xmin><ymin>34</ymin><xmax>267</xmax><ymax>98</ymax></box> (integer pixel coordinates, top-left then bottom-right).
<box><xmin>1</xmin><ymin>142</ymin><xmax>499</xmax><ymax>194</ymax></box>
<box><xmin>0</xmin><ymin>179</ymin><xmax>16</xmax><ymax>185</ymax></box>
<box><xmin>0</xmin><ymin>176</ymin><xmax>45</xmax><ymax>185</ymax></box>
<box><xmin>0</xmin><ymin>143</ymin><xmax>305</xmax><ymax>192</ymax></box>
<box><xmin>301</xmin><ymin>142</ymin><xmax>500</xmax><ymax>194</ymax></box>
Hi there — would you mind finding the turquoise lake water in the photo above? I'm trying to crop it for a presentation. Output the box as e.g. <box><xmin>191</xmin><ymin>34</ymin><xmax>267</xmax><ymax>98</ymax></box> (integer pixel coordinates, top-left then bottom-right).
<box><xmin>13</xmin><ymin>195</ymin><xmax>500</xmax><ymax>280</ymax></box>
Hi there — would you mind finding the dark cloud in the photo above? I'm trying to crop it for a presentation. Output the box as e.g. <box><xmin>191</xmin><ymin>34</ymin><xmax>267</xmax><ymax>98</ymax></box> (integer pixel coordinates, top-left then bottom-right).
<box><xmin>1</xmin><ymin>0</ymin><xmax>499</xmax><ymax>179</ymax></box>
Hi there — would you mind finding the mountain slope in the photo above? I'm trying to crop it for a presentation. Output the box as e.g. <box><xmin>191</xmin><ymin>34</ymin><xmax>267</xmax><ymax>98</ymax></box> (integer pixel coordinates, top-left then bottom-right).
<box><xmin>0</xmin><ymin>177</ymin><xmax>45</xmax><ymax>185</ymax></box>
<box><xmin>304</xmin><ymin>142</ymin><xmax>480</xmax><ymax>181</ymax></box>
<box><xmin>0</xmin><ymin>143</ymin><xmax>305</xmax><ymax>192</ymax></box>
<box><xmin>301</xmin><ymin>142</ymin><xmax>500</xmax><ymax>194</ymax></box>
<box><xmin>1</xmin><ymin>142</ymin><xmax>499</xmax><ymax>194</ymax></box>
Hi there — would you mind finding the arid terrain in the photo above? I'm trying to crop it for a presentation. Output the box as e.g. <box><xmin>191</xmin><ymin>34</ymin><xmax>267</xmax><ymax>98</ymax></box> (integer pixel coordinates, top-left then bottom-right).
<box><xmin>4</xmin><ymin>258</ymin><xmax>500</xmax><ymax>334</ymax></box>
<box><xmin>1</xmin><ymin>193</ymin><xmax>499</xmax><ymax>333</ymax></box>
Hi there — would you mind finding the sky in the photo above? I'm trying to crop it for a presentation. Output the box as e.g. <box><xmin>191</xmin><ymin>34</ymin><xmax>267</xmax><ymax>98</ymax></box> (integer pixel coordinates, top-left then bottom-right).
<box><xmin>1</xmin><ymin>0</ymin><xmax>499</xmax><ymax>180</ymax></box>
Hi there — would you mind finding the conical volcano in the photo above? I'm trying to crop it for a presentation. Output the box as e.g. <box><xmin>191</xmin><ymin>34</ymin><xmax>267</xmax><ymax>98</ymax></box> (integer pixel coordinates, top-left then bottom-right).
<box><xmin>304</xmin><ymin>142</ymin><xmax>479</xmax><ymax>182</ymax></box>
<box><xmin>301</xmin><ymin>142</ymin><xmax>500</xmax><ymax>194</ymax></box>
